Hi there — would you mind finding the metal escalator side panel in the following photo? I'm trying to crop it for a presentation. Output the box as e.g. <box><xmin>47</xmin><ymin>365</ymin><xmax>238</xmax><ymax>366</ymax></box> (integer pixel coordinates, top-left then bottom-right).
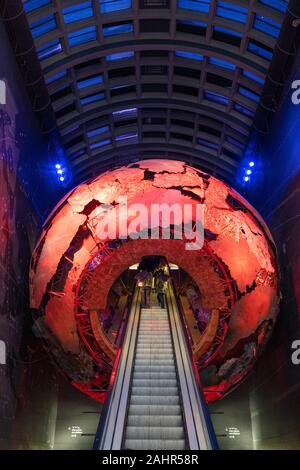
<box><xmin>94</xmin><ymin>287</ymin><xmax>141</xmax><ymax>450</ymax></box>
<box><xmin>166</xmin><ymin>284</ymin><xmax>218</xmax><ymax>450</ymax></box>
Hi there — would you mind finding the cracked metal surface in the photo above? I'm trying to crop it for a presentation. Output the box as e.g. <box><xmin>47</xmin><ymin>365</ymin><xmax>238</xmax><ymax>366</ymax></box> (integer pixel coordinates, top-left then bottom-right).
<box><xmin>29</xmin><ymin>160</ymin><xmax>279</xmax><ymax>403</ymax></box>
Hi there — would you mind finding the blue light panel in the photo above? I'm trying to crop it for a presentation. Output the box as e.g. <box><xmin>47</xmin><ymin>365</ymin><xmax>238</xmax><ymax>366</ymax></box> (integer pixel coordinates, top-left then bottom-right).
<box><xmin>234</xmin><ymin>102</ymin><xmax>255</xmax><ymax>117</ymax></box>
<box><xmin>87</xmin><ymin>126</ymin><xmax>109</xmax><ymax>137</ymax></box>
<box><xmin>209</xmin><ymin>57</ymin><xmax>235</xmax><ymax>70</ymax></box>
<box><xmin>112</xmin><ymin>108</ymin><xmax>137</xmax><ymax>118</ymax></box>
<box><xmin>213</xmin><ymin>26</ymin><xmax>242</xmax><ymax>37</ymax></box>
<box><xmin>254</xmin><ymin>14</ymin><xmax>281</xmax><ymax>38</ymax></box>
<box><xmin>226</xmin><ymin>136</ymin><xmax>244</xmax><ymax>149</ymax></box>
<box><xmin>242</xmin><ymin>70</ymin><xmax>264</xmax><ymax>85</ymax></box>
<box><xmin>99</xmin><ymin>0</ymin><xmax>131</xmax><ymax>13</ymax></box>
<box><xmin>63</xmin><ymin>2</ymin><xmax>93</xmax><ymax>24</ymax></box>
<box><xmin>80</xmin><ymin>92</ymin><xmax>105</xmax><ymax>105</ymax></box>
<box><xmin>176</xmin><ymin>51</ymin><xmax>204</xmax><ymax>60</ymax></box>
<box><xmin>46</xmin><ymin>70</ymin><xmax>67</xmax><ymax>84</ymax></box>
<box><xmin>103</xmin><ymin>22</ymin><xmax>133</xmax><ymax>36</ymax></box>
<box><xmin>217</xmin><ymin>1</ymin><xmax>248</xmax><ymax>23</ymax></box>
<box><xmin>248</xmin><ymin>40</ymin><xmax>273</xmax><ymax>60</ymax></box>
<box><xmin>24</xmin><ymin>0</ymin><xmax>51</xmax><ymax>13</ymax></box>
<box><xmin>116</xmin><ymin>132</ymin><xmax>138</xmax><ymax>141</ymax></box>
<box><xmin>178</xmin><ymin>0</ymin><xmax>211</xmax><ymax>13</ymax></box>
<box><xmin>77</xmin><ymin>75</ymin><xmax>103</xmax><ymax>89</ymax></box>
<box><xmin>238</xmin><ymin>86</ymin><xmax>260</xmax><ymax>103</ymax></box>
<box><xmin>106</xmin><ymin>51</ymin><xmax>134</xmax><ymax>61</ymax></box>
<box><xmin>204</xmin><ymin>90</ymin><xmax>229</xmax><ymax>106</ymax></box>
<box><xmin>68</xmin><ymin>26</ymin><xmax>97</xmax><ymax>47</ymax></box>
<box><xmin>30</xmin><ymin>14</ymin><xmax>56</xmax><ymax>38</ymax></box>
<box><xmin>198</xmin><ymin>138</ymin><xmax>218</xmax><ymax>150</ymax></box>
<box><xmin>91</xmin><ymin>138</ymin><xmax>111</xmax><ymax>149</ymax></box>
<box><xmin>37</xmin><ymin>39</ymin><xmax>62</xmax><ymax>60</ymax></box>
<box><xmin>259</xmin><ymin>0</ymin><xmax>288</xmax><ymax>13</ymax></box>
<box><xmin>178</xmin><ymin>20</ymin><xmax>207</xmax><ymax>28</ymax></box>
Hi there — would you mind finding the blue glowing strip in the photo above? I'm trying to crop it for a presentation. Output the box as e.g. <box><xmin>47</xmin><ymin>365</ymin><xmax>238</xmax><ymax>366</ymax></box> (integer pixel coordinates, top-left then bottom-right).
<box><xmin>209</xmin><ymin>57</ymin><xmax>235</xmax><ymax>70</ymax></box>
<box><xmin>46</xmin><ymin>70</ymin><xmax>67</xmax><ymax>84</ymax></box>
<box><xmin>259</xmin><ymin>0</ymin><xmax>288</xmax><ymax>13</ymax></box>
<box><xmin>31</xmin><ymin>15</ymin><xmax>56</xmax><ymax>38</ymax></box>
<box><xmin>68</xmin><ymin>26</ymin><xmax>96</xmax><ymax>47</ymax></box>
<box><xmin>177</xmin><ymin>20</ymin><xmax>207</xmax><ymax>27</ymax></box>
<box><xmin>77</xmin><ymin>75</ymin><xmax>103</xmax><ymax>89</ymax></box>
<box><xmin>87</xmin><ymin>126</ymin><xmax>109</xmax><ymax>137</ymax></box>
<box><xmin>37</xmin><ymin>39</ymin><xmax>62</xmax><ymax>60</ymax></box>
<box><xmin>226</xmin><ymin>135</ymin><xmax>244</xmax><ymax>149</ymax></box>
<box><xmin>217</xmin><ymin>1</ymin><xmax>247</xmax><ymax>23</ymax></box>
<box><xmin>63</xmin><ymin>2</ymin><xmax>93</xmax><ymax>24</ymax></box>
<box><xmin>116</xmin><ymin>132</ymin><xmax>138</xmax><ymax>141</ymax></box>
<box><xmin>24</xmin><ymin>0</ymin><xmax>51</xmax><ymax>13</ymax></box>
<box><xmin>103</xmin><ymin>23</ymin><xmax>133</xmax><ymax>36</ymax></box>
<box><xmin>238</xmin><ymin>86</ymin><xmax>260</xmax><ymax>103</ymax></box>
<box><xmin>213</xmin><ymin>25</ymin><xmax>242</xmax><ymax>37</ymax></box>
<box><xmin>106</xmin><ymin>51</ymin><xmax>134</xmax><ymax>61</ymax></box>
<box><xmin>242</xmin><ymin>70</ymin><xmax>264</xmax><ymax>85</ymax></box>
<box><xmin>254</xmin><ymin>14</ymin><xmax>281</xmax><ymax>38</ymax></box>
<box><xmin>99</xmin><ymin>0</ymin><xmax>131</xmax><ymax>13</ymax></box>
<box><xmin>234</xmin><ymin>103</ymin><xmax>255</xmax><ymax>117</ymax></box>
<box><xmin>198</xmin><ymin>138</ymin><xmax>218</xmax><ymax>150</ymax></box>
<box><xmin>112</xmin><ymin>107</ymin><xmax>137</xmax><ymax>118</ymax></box>
<box><xmin>204</xmin><ymin>90</ymin><xmax>229</xmax><ymax>106</ymax></box>
<box><xmin>176</xmin><ymin>51</ymin><xmax>204</xmax><ymax>60</ymax></box>
<box><xmin>80</xmin><ymin>92</ymin><xmax>105</xmax><ymax>105</ymax></box>
<box><xmin>178</xmin><ymin>0</ymin><xmax>211</xmax><ymax>13</ymax></box>
<box><xmin>90</xmin><ymin>138</ymin><xmax>111</xmax><ymax>149</ymax></box>
<box><xmin>248</xmin><ymin>40</ymin><xmax>272</xmax><ymax>60</ymax></box>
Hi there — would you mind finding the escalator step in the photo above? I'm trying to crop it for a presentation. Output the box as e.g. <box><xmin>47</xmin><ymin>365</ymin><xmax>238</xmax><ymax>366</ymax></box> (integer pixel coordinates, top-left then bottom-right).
<box><xmin>130</xmin><ymin>395</ymin><xmax>180</xmax><ymax>405</ymax></box>
<box><xmin>131</xmin><ymin>386</ymin><xmax>179</xmax><ymax>396</ymax></box>
<box><xmin>128</xmin><ymin>404</ymin><xmax>181</xmax><ymax>416</ymax></box>
<box><xmin>124</xmin><ymin>439</ymin><xmax>185</xmax><ymax>451</ymax></box>
<box><xmin>126</xmin><ymin>426</ymin><xmax>184</xmax><ymax>440</ymax></box>
<box><xmin>127</xmin><ymin>414</ymin><xmax>182</xmax><ymax>427</ymax></box>
<box><xmin>133</xmin><ymin>371</ymin><xmax>177</xmax><ymax>380</ymax></box>
<box><xmin>132</xmin><ymin>379</ymin><xmax>178</xmax><ymax>388</ymax></box>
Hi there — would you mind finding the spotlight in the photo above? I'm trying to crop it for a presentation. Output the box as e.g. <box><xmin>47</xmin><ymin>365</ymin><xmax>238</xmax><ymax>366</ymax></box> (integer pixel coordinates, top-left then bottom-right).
<box><xmin>244</xmin><ymin>176</ymin><xmax>249</xmax><ymax>182</ymax></box>
<box><xmin>249</xmin><ymin>161</ymin><xmax>254</xmax><ymax>167</ymax></box>
<box><xmin>246</xmin><ymin>169</ymin><xmax>252</xmax><ymax>175</ymax></box>
<box><xmin>55</xmin><ymin>164</ymin><xmax>61</xmax><ymax>169</ymax></box>
<box><xmin>59</xmin><ymin>176</ymin><xmax>65</xmax><ymax>182</ymax></box>
<box><xmin>57</xmin><ymin>169</ymin><xmax>63</xmax><ymax>174</ymax></box>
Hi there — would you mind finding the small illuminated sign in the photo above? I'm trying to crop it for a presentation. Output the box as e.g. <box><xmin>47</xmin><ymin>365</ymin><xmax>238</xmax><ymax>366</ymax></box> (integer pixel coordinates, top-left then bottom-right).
<box><xmin>68</xmin><ymin>426</ymin><xmax>83</xmax><ymax>438</ymax></box>
<box><xmin>0</xmin><ymin>340</ymin><xmax>6</xmax><ymax>365</ymax></box>
<box><xmin>0</xmin><ymin>80</ymin><xmax>6</xmax><ymax>105</ymax></box>
<box><xmin>226</xmin><ymin>426</ymin><xmax>241</xmax><ymax>439</ymax></box>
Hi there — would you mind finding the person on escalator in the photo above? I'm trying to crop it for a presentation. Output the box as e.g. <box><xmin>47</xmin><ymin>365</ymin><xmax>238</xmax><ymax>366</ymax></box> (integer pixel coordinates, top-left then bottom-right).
<box><xmin>141</xmin><ymin>271</ymin><xmax>153</xmax><ymax>308</ymax></box>
<box><xmin>157</xmin><ymin>279</ymin><xmax>166</xmax><ymax>309</ymax></box>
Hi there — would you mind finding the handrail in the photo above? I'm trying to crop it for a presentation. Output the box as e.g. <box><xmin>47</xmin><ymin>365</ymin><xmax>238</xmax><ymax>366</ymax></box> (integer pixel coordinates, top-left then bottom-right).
<box><xmin>166</xmin><ymin>281</ymin><xmax>218</xmax><ymax>450</ymax></box>
<box><xmin>93</xmin><ymin>286</ymin><xmax>141</xmax><ymax>450</ymax></box>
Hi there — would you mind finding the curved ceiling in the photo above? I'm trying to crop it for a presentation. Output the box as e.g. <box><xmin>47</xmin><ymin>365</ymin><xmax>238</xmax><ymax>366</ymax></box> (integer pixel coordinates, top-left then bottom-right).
<box><xmin>22</xmin><ymin>0</ymin><xmax>289</xmax><ymax>184</ymax></box>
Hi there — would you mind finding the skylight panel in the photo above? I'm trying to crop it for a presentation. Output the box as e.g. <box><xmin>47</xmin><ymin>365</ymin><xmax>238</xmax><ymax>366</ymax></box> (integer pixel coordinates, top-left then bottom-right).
<box><xmin>68</xmin><ymin>26</ymin><xmax>97</xmax><ymax>47</ymax></box>
<box><xmin>209</xmin><ymin>57</ymin><xmax>235</xmax><ymax>70</ymax></box>
<box><xmin>178</xmin><ymin>0</ymin><xmax>211</xmax><ymax>13</ymax></box>
<box><xmin>80</xmin><ymin>92</ymin><xmax>105</xmax><ymax>105</ymax></box>
<box><xmin>204</xmin><ymin>90</ymin><xmax>229</xmax><ymax>106</ymax></box>
<box><xmin>63</xmin><ymin>2</ymin><xmax>93</xmax><ymax>24</ymax></box>
<box><xmin>103</xmin><ymin>22</ymin><xmax>133</xmax><ymax>36</ymax></box>
<box><xmin>77</xmin><ymin>75</ymin><xmax>103</xmax><ymax>89</ymax></box>
<box><xmin>216</xmin><ymin>1</ymin><xmax>248</xmax><ymax>24</ymax></box>
<box><xmin>106</xmin><ymin>51</ymin><xmax>134</xmax><ymax>61</ymax></box>
<box><xmin>24</xmin><ymin>0</ymin><xmax>51</xmax><ymax>13</ymax></box>
<box><xmin>254</xmin><ymin>14</ymin><xmax>281</xmax><ymax>38</ymax></box>
<box><xmin>37</xmin><ymin>39</ymin><xmax>62</xmax><ymax>60</ymax></box>
<box><xmin>30</xmin><ymin>14</ymin><xmax>56</xmax><ymax>38</ymax></box>
<box><xmin>176</xmin><ymin>51</ymin><xmax>204</xmax><ymax>60</ymax></box>
<box><xmin>99</xmin><ymin>0</ymin><xmax>132</xmax><ymax>13</ymax></box>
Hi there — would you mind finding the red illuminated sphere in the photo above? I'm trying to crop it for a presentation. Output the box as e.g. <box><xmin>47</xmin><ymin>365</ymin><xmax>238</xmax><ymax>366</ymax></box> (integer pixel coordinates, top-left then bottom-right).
<box><xmin>30</xmin><ymin>160</ymin><xmax>279</xmax><ymax>403</ymax></box>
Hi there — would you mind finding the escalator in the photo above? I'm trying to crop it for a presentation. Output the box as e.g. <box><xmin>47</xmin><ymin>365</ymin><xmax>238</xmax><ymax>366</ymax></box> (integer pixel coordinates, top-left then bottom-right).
<box><xmin>94</xmin><ymin>280</ymin><xmax>218</xmax><ymax>451</ymax></box>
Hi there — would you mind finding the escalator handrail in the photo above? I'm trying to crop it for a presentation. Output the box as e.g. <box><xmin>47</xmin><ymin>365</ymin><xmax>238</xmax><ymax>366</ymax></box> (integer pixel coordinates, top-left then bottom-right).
<box><xmin>166</xmin><ymin>281</ymin><xmax>218</xmax><ymax>450</ymax></box>
<box><xmin>93</xmin><ymin>286</ymin><xmax>141</xmax><ymax>450</ymax></box>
